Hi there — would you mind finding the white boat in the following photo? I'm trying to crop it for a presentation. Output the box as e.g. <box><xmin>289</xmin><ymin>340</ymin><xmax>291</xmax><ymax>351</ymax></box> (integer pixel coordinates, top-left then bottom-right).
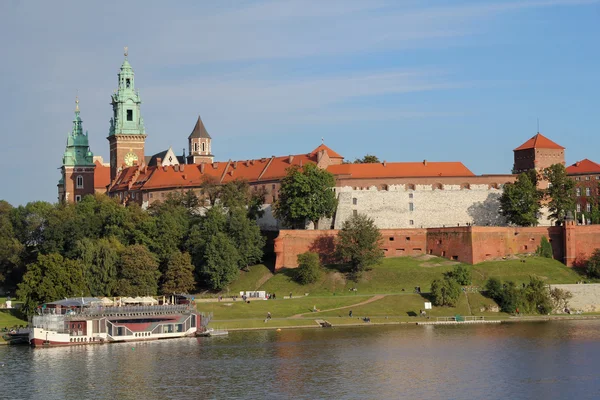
<box><xmin>29</xmin><ymin>295</ymin><xmax>210</xmax><ymax>347</ymax></box>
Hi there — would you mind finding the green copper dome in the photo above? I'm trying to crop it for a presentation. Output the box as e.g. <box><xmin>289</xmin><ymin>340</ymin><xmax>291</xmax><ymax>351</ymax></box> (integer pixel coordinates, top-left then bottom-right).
<box><xmin>61</xmin><ymin>99</ymin><xmax>94</xmax><ymax>167</ymax></box>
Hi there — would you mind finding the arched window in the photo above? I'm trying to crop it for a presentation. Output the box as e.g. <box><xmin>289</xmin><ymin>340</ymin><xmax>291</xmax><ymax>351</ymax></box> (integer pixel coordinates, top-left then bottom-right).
<box><xmin>202</xmin><ymin>142</ymin><xmax>206</xmax><ymax>152</ymax></box>
<box><xmin>76</xmin><ymin>175</ymin><xmax>84</xmax><ymax>189</ymax></box>
<box><xmin>193</xmin><ymin>143</ymin><xmax>198</xmax><ymax>152</ymax></box>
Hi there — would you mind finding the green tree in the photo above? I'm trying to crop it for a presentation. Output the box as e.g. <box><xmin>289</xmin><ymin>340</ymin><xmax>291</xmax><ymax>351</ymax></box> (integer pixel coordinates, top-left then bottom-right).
<box><xmin>430</xmin><ymin>277</ymin><xmax>462</xmax><ymax>307</ymax></box>
<box><xmin>117</xmin><ymin>245</ymin><xmax>160</xmax><ymax>296</ymax></box>
<box><xmin>226</xmin><ymin>208</ymin><xmax>265</xmax><ymax>270</ymax></box>
<box><xmin>274</xmin><ymin>163</ymin><xmax>337</xmax><ymax>229</ymax></box>
<box><xmin>521</xmin><ymin>276</ymin><xmax>552</xmax><ymax>314</ymax></box>
<box><xmin>336</xmin><ymin>213</ymin><xmax>384</xmax><ymax>278</ymax></box>
<box><xmin>0</xmin><ymin>201</ymin><xmax>23</xmax><ymax>290</ymax></box>
<box><xmin>201</xmin><ymin>232</ymin><xmax>240</xmax><ymax>291</ymax></box>
<box><xmin>544</xmin><ymin>163</ymin><xmax>575</xmax><ymax>225</ymax></box>
<box><xmin>295</xmin><ymin>252</ymin><xmax>321</xmax><ymax>285</ymax></box>
<box><xmin>586</xmin><ymin>248</ymin><xmax>600</xmax><ymax>279</ymax></box>
<box><xmin>499</xmin><ymin>170</ymin><xmax>542</xmax><ymax>226</ymax></box>
<box><xmin>446</xmin><ymin>264</ymin><xmax>472</xmax><ymax>285</ymax></box>
<box><xmin>484</xmin><ymin>277</ymin><xmax>503</xmax><ymax>300</ymax></box>
<box><xmin>535</xmin><ymin>236</ymin><xmax>553</xmax><ymax>258</ymax></box>
<box><xmin>354</xmin><ymin>154</ymin><xmax>380</xmax><ymax>164</ymax></box>
<box><xmin>16</xmin><ymin>253</ymin><xmax>88</xmax><ymax>314</ymax></box>
<box><xmin>74</xmin><ymin>237</ymin><xmax>122</xmax><ymax>296</ymax></box>
<box><xmin>161</xmin><ymin>251</ymin><xmax>196</xmax><ymax>294</ymax></box>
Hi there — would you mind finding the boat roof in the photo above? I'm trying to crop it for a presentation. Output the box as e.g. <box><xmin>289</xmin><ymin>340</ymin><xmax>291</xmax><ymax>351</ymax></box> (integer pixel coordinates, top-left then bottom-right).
<box><xmin>45</xmin><ymin>297</ymin><xmax>101</xmax><ymax>307</ymax></box>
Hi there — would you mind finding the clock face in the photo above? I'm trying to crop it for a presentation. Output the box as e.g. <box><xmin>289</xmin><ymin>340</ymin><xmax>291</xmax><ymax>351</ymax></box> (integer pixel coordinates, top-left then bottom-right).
<box><xmin>124</xmin><ymin>152</ymin><xmax>138</xmax><ymax>167</ymax></box>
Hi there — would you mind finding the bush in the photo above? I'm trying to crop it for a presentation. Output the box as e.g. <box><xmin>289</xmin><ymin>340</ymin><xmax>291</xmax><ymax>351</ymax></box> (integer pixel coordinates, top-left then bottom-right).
<box><xmin>295</xmin><ymin>252</ymin><xmax>321</xmax><ymax>285</ymax></box>
<box><xmin>586</xmin><ymin>249</ymin><xmax>600</xmax><ymax>279</ymax></box>
<box><xmin>485</xmin><ymin>277</ymin><xmax>503</xmax><ymax>300</ymax></box>
<box><xmin>521</xmin><ymin>276</ymin><xmax>552</xmax><ymax>314</ymax></box>
<box><xmin>447</xmin><ymin>265</ymin><xmax>472</xmax><ymax>285</ymax></box>
<box><xmin>535</xmin><ymin>236</ymin><xmax>553</xmax><ymax>259</ymax></box>
<box><xmin>430</xmin><ymin>277</ymin><xmax>462</xmax><ymax>307</ymax></box>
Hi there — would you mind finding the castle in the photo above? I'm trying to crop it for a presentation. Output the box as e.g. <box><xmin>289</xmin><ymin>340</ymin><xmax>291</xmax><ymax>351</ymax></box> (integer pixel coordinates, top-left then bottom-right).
<box><xmin>58</xmin><ymin>51</ymin><xmax>600</xmax><ymax>231</ymax></box>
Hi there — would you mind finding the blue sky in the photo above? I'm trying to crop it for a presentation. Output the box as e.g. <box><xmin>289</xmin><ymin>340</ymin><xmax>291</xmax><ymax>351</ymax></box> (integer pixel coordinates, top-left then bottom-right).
<box><xmin>1</xmin><ymin>0</ymin><xmax>599</xmax><ymax>205</ymax></box>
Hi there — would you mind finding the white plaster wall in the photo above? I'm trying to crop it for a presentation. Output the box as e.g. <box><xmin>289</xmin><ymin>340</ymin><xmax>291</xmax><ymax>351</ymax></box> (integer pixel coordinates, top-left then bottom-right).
<box><xmin>550</xmin><ymin>284</ymin><xmax>600</xmax><ymax>312</ymax></box>
<box><xmin>332</xmin><ymin>184</ymin><xmax>507</xmax><ymax>229</ymax></box>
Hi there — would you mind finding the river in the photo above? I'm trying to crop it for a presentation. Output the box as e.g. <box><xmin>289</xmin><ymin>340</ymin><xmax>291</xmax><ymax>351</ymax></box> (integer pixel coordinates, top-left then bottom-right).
<box><xmin>2</xmin><ymin>320</ymin><xmax>600</xmax><ymax>399</ymax></box>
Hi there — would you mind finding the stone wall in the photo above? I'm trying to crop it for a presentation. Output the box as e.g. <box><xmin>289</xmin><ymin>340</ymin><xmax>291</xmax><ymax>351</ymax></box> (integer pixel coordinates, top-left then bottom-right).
<box><xmin>550</xmin><ymin>284</ymin><xmax>600</xmax><ymax>312</ymax></box>
<box><xmin>332</xmin><ymin>184</ymin><xmax>507</xmax><ymax>229</ymax></box>
<box><xmin>564</xmin><ymin>224</ymin><xmax>600</xmax><ymax>266</ymax></box>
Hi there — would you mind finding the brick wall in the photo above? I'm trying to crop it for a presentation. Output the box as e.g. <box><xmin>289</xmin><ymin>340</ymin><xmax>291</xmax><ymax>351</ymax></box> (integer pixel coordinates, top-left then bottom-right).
<box><xmin>564</xmin><ymin>224</ymin><xmax>600</xmax><ymax>266</ymax></box>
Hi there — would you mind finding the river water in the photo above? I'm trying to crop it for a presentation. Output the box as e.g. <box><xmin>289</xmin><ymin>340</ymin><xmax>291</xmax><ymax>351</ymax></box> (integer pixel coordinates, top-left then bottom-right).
<box><xmin>2</xmin><ymin>320</ymin><xmax>600</xmax><ymax>400</ymax></box>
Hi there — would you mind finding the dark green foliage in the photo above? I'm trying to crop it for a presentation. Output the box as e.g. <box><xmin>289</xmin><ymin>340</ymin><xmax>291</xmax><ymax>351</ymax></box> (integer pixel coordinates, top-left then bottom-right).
<box><xmin>484</xmin><ymin>276</ymin><xmax>552</xmax><ymax>314</ymax></box>
<box><xmin>274</xmin><ymin>163</ymin><xmax>337</xmax><ymax>229</ymax></box>
<box><xmin>295</xmin><ymin>252</ymin><xmax>321</xmax><ymax>285</ymax></box>
<box><xmin>536</xmin><ymin>236</ymin><xmax>553</xmax><ymax>259</ymax></box>
<box><xmin>430</xmin><ymin>277</ymin><xmax>462</xmax><ymax>307</ymax></box>
<box><xmin>521</xmin><ymin>276</ymin><xmax>552</xmax><ymax>314</ymax></box>
<box><xmin>16</xmin><ymin>253</ymin><xmax>88</xmax><ymax>314</ymax></box>
<box><xmin>226</xmin><ymin>208</ymin><xmax>265</xmax><ymax>270</ymax></box>
<box><xmin>117</xmin><ymin>245</ymin><xmax>160</xmax><ymax>296</ymax></box>
<box><xmin>201</xmin><ymin>232</ymin><xmax>240</xmax><ymax>291</ymax></box>
<box><xmin>74</xmin><ymin>237</ymin><xmax>122</xmax><ymax>297</ymax></box>
<box><xmin>336</xmin><ymin>213</ymin><xmax>384</xmax><ymax>279</ymax></box>
<box><xmin>160</xmin><ymin>251</ymin><xmax>196</xmax><ymax>294</ymax></box>
<box><xmin>446</xmin><ymin>264</ymin><xmax>472</xmax><ymax>285</ymax></box>
<box><xmin>586</xmin><ymin>249</ymin><xmax>600</xmax><ymax>279</ymax></box>
<box><xmin>544</xmin><ymin>163</ymin><xmax>576</xmax><ymax>225</ymax></box>
<box><xmin>354</xmin><ymin>154</ymin><xmax>380</xmax><ymax>164</ymax></box>
<box><xmin>0</xmin><ymin>201</ymin><xmax>23</xmax><ymax>289</ymax></box>
<box><xmin>499</xmin><ymin>170</ymin><xmax>542</xmax><ymax>226</ymax></box>
<box><xmin>550</xmin><ymin>287</ymin><xmax>573</xmax><ymax>312</ymax></box>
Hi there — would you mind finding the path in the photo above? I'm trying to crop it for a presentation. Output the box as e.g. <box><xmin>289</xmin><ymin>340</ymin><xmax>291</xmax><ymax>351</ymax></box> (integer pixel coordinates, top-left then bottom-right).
<box><xmin>290</xmin><ymin>295</ymin><xmax>386</xmax><ymax>318</ymax></box>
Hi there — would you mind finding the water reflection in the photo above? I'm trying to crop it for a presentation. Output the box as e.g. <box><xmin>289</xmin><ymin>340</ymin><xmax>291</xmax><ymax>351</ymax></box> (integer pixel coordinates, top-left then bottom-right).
<box><xmin>2</xmin><ymin>322</ymin><xmax>600</xmax><ymax>399</ymax></box>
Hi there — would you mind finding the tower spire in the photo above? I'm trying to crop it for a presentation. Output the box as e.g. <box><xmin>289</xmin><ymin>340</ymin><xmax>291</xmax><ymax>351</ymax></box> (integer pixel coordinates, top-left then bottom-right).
<box><xmin>75</xmin><ymin>96</ymin><xmax>79</xmax><ymax>112</ymax></box>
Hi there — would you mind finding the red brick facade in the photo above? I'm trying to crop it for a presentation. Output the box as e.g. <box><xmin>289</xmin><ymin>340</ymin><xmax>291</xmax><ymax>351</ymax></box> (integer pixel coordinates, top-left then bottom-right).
<box><xmin>60</xmin><ymin>166</ymin><xmax>95</xmax><ymax>203</ymax></box>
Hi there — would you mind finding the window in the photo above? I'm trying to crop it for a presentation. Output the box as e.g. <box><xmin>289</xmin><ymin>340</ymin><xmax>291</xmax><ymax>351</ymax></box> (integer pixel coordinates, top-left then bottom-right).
<box><xmin>409</xmin><ymin>220</ymin><xmax>414</xmax><ymax>225</ymax></box>
<box><xmin>409</xmin><ymin>193</ymin><xmax>413</xmax><ymax>199</ymax></box>
<box><xmin>576</xmin><ymin>188</ymin><xmax>581</xmax><ymax>196</ymax></box>
<box><xmin>194</xmin><ymin>143</ymin><xmax>198</xmax><ymax>152</ymax></box>
<box><xmin>149</xmin><ymin>193</ymin><xmax>153</xmax><ymax>198</ymax></box>
<box><xmin>597</xmin><ymin>176</ymin><xmax>600</xmax><ymax>180</ymax></box>
<box><xmin>576</xmin><ymin>204</ymin><xmax>581</xmax><ymax>212</ymax></box>
<box><xmin>272</xmin><ymin>184</ymin><xmax>276</xmax><ymax>190</ymax></box>
<box><xmin>126</xmin><ymin>78</ymin><xmax>131</xmax><ymax>88</ymax></box>
<box><xmin>127</xmin><ymin>109</ymin><xmax>133</xmax><ymax>121</ymax></box>
<box><xmin>201</xmin><ymin>142</ymin><xmax>206</xmax><ymax>152</ymax></box>
<box><xmin>353</xmin><ymin>210</ymin><xmax>358</xmax><ymax>217</ymax></box>
<box><xmin>586</xmin><ymin>176</ymin><xmax>591</xmax><ymax>181</ymax></box>
<box><xmin>575</xmin><ymin>177</ymin><xmax>580</xmax><ymax>181</ymax></box>
<box><xmin>131</xmin><ymin>192</ymin><xmax>136</xmax><ymax>199</ymax></box>
<box><xmin>409</xmin><ymin>202</ymin><xmax>414</xmax><ymax>212</ymax></box>
<box><xmin>76</xmin><ymin>175</ymin><xmax>84</xmax><ymax>189</ymax></box>
<box><xmin>587</xmin><ymin>203</ymin><xmax>592</xmax><ymax>212</ymax></box>
<box><xmin>352</xmin><ymin>198</ymin><xmax>357</xmax><ymax>205</ymax></box>
<box><xmin>586</xmin><ymin>187</ymin><xmax>591</xmax><ymax>196</ymax></box>
<box><xmin>389</xmin><ymin>237</ymin><xmax>395</xmax><ymax>241</ymax></box>
<box><xmin>75</xmin><ymin>195</ymin><xmax>81</xmax><ymax>202</ymax></box>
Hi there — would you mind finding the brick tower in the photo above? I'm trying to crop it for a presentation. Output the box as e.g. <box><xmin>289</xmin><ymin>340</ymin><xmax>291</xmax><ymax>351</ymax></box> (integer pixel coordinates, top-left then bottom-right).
<box><xmin>108</xmin><ymin>48</ymin><xmax>146</xmax><ymax>181</ymax></box>
<box><xmin>513</xmin><ymin>133</ymin><xmax>565</xmax><ymax>174</ymax></box>
<box><xmin>187</xmin><ymin>115</ymin><xmax>214</xmax><ymax>164</ymax></box>
<box><xmin>58</xmin><ymin>98</ymin><xmax>96</xmax><ymax>203</ymax></box>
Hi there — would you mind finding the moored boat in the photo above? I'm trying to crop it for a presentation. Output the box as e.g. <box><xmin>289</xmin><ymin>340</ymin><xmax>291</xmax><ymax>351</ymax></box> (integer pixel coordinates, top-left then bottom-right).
<box><xmin>29</xmin><ymin>295</ymin><xmax>210</xmax><ymax>347</ymax></box>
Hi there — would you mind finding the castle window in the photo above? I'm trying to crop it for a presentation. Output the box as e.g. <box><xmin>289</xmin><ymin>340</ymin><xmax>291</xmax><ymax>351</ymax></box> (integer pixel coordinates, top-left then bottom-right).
<box><xmin>586</xmin><ymin>176</ymin><xmax>590</xmax><ymax>181</ymax></box>
<box><xmin>76</xmin><ymin>175</ymin><xmax>84</xmax><ymax>189</ymax></box>
<box><xmin>126</xmin><ymin>78</ymin><xmax>131</xmax><ymax>88</ymax></box>
<box><xmin>576</xmin><ymin>204</ymin><xmax>581</xmax><ymax>212</ymax></box>
<box><xmin>575</xmin><ymin>177</ymin><xmax>580</xmax><ymax>181</ymax></box>
<box><xmin>409</xmin><ymin>202</ymin><xmax>414</xmax><ymax>211</ymax></box>
<box><xmin>587</xmin><ymin>203</ymin><xmax>591</xmax><ymax>212</ymax></box>
<box><xmin>586</xmin><ymin>187</ymin><xmax>591</xmax><ymax>196</ymax></box>
<box><xmin>353</xmin><ymin>210</ymin><xmax>358</xmax><ymax>217</ymax></box>
<box><xmin>576</xmin><ymin>188</ymin><xmax>581</xmax><ymax>196</ymax></box>
<box><xmin>202</xmin><ymin>142</ymin><xmax>206</xmax><ymax>152</ymax></box>
<box><xmin>194</xmin><ymin>143</ymin><xmax>198</xmax><ymax>152</ymax></box>
<box><xmin>409</xmin><ymin>220</ymin><xmax>414</xmax><ymax>226</ymax></box>
<box><xmin>409</xmin><ymin>193</ymin><xmax>413</xmax><ymax>199</ymax></box>
<box><xmin>352</xmin><ymin>198</ymin><xmax>357</xmax><ymax>205</ymax></box>
<box><xmin>75</xmin><ymin>195</ymin><xmax>81</xmax><ymax>202</ymax></box>
<box><xmin>127</xmin><ymin>109</ymin><xmax>133</xmax><ymax>121</ymax></box>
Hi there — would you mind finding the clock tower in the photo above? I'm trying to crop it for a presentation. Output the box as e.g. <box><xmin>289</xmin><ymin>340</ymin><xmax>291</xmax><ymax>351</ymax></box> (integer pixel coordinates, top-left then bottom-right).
<box><xmin>108</xmin><ymin>47</ymin><xmax>146</xmax><ymax>181</ymax></box>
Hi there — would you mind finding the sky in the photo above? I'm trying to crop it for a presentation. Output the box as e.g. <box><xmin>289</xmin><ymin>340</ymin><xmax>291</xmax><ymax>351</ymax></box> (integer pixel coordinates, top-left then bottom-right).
<box><xmin>1</xmin><ymin>0</ymin><xmax>599</xmax><ymax>205</ymax></box>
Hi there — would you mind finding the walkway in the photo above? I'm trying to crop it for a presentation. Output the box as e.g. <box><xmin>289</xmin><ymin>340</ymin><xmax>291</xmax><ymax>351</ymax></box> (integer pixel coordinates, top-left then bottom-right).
<box><xmin>290</xmin><ymin>295</ymin><xmax>386</xmax><ymax>318</ymax></box>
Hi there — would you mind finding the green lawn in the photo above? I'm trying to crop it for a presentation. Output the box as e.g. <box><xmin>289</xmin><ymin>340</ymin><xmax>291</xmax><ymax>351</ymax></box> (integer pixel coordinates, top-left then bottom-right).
<box><xmin>0</xmin><ymin>310</ymin><xmax>27</xmax><ymax>330</ymax></box>
<box><xmin>221</xmin><ymin>264</ymin><xmax>273</xmax><ymax>295</ymax></box>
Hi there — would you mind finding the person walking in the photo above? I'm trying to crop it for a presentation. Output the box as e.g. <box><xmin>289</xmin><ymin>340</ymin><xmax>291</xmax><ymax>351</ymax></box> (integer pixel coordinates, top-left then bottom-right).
<box><xmin>349</xmin><ymin>310</ymin><xmax>353</xmax><ymax>318</ymax></box>
<box><xmin>289</xmin><ymin>292</ymin><xmax>293</xmax><ymax>299</ymax></box>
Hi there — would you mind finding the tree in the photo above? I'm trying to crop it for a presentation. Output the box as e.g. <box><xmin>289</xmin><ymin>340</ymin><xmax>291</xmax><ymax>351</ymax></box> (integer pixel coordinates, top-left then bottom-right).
<box><xmin>446</xmin><ymin>264</ymin><xmax>472</xmax><ymax>285</ymax></box>
<box><xmin>586</xmin><ymin>248</ymin><xmax>600</xmax><ymax>279</ymax></box>
<box><xmin>521</xmin><ymin>276</ymin><xmax>552</xmax><ymax>314</ymax></box>
<box><xmin>226</xmin><ymin>208</ymin><xmax>265</xmax><ymax>270</ymax></box>
<box><xmin>274</xmin><ymin>163</ymin><xmax>337</xmax><ymax>229</ymax></box>
<box><xmin>354</xmin><ymin>154</ymin><xmax>380</xmax><ymax>164</ymax></box>
<box><xmin>499</xmin><ymin>170</ymin><xmax>542</xmax><ymax>226</ymax></box>
<box><xmin>536</xmin><ymin>236</ymin><xmax>553</xmax><ymax>258</ymax></box>
<box><xmin>295</xmin><ymin>252</ymin><xmax>321</xmax><ymax>285</ymax></box>
<box><xmin>0</xmin><ymin>201</ymin><xmax>23</xmax><ymax>290</ymax></box>
<box><xmin>74</xmin><ymin>237</ymin><xmax>122</xmax><ymax>296</ymax></box>
<box><xmin>16</xmin><ymin>253</ymin><xmax>88</xmax><ymax>314</ymax></box>
<box><xmin>117</xmin><ymin>245</ymin><xmax>160</xmax><ymax>296</ymax></box>
<box><xmin>550</xmin><ymin>287</ymin><xmax>572</xmax><ymax>313</ymax></box>
<box><xmin>161</xmin><ymin>251</ymin><xmax>196</xmax><ymax>294</ymax></box>
<box><xmin>201</xmin><ymin>232</ymin><xmax>240</xmax><ymax>291</ymax></box>
<box><xmin>336</xmin><ymin>213</ymin><xmax>384</xmax><ymax>278</ymax></box>
<box><xmin>430</xmin><ymin>277</ymin><xmax>462</xmax><ymax>307</ymax></box>
<box><xmin>484</xmin><ymin>278</ymin><xmax>519</xmax><ymax>313</ymax></box>
<box><xmin>544</xmin><ymin>163</ymin><xmax>575</xmax><ymax>225</ymax></box>
<box><xmin>485</xmin><ymin>277</ymin><xmax>503</xmax><ymax>301</ymax></box>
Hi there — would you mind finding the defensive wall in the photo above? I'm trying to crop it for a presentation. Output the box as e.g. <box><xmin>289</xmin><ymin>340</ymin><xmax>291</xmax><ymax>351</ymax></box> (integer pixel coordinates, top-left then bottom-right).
<box><xmin>273</xmin><ymin>225</ymin><xmax>600</xmax><ymax>270</ymax></box>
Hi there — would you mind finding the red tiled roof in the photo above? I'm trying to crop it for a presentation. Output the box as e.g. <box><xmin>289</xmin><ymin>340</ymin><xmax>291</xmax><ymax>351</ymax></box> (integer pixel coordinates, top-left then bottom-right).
<box><xmin>310</xmin><ymin>144</ymin><xmax>343</xmax><ymax>159</ymax></box>
<box><xmin>514</xmin><ymin>133</ymin><xmax>564</xmax><ymax>151</ymax></box>
<box><xmin>94</xmin><ymin>160</ymin><xmax>110</xmax><ymax>191</ymax></box>
<box><xmin>327</xmin><ymin>161</ymin><xmax>475</xmax><ymax>178</ymax></box>
<box><xmin>566</xmin><ymin>159</ymin><xmax>600</xmax><ymax>175</ymax></box>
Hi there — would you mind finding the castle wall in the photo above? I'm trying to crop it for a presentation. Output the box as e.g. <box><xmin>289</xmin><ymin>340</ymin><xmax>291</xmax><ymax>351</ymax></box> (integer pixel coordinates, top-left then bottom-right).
<box><xmin>564</xmin><ymin>224</ymin><xmax>600</xmax><ymax>266</ymax></box>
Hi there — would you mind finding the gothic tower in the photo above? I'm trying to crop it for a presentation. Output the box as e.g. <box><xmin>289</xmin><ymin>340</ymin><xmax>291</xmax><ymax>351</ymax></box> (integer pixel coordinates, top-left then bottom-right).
<box><xmin>58</xmin><ymin>98</ymin><xmax>96</xmax><ymax>203</ymax></box>
<box><xmin>187</xmin><ymin>115</ymin><xmax>214</xmax><ymax>164</ymax></box>
<box><xmin>108</xmin><ymin>48</ymin><xmax>146</xmax><ymax>181</ymax></box>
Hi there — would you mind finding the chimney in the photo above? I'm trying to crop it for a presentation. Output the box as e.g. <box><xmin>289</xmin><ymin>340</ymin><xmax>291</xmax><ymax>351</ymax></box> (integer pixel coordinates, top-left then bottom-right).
<box><xmin>423</xmin><ymin>160</ymin><xmax>428</xmax><ymax>166</ymax></box>
<box><xmin>174</xmin><ymin>165</ymin><xmax>180</xmax><ymax>172</ymax></box>
<box><xmin>576</xmin><ymin>161</ymin><xmax>581</xmax><ymax>167</ymax></box>
<box><xmin>200</xmin><ymin>163</ymin><xmax>205</xmax><ymax>173</ymax></box>
<box><xmin>289</xmin><ymin>155</ymin><xmax>294</xmax><ymax>163</ymax></box>
<box><xmin>157</xmin><ymin>157</ymin><xmax>162</xmax><ymax>167</ymax></box>
<box><xmin>213</xmin><ymin>162</ymin><xmax>218</xmax><ymax>169</ymax></box>
<box><xmin>233</xmin><ymin>161</ymin><xmax>237</xmax><ymax>169</ymax></box>
<box><xmin>383</xmin><ymin>161</ymin><xmax>387</xmax><ymax>167</ymax></box>
<box><xmin>251</xmin><ymin>160</ymin><xmax>255</xmax><ymax>166</ymax></box>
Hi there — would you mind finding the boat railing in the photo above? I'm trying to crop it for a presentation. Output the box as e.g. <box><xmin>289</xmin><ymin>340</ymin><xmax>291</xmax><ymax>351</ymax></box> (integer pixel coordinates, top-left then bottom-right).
<box><xmin>77</xmin><ymin>304</ymin><xmax>193</xmax><ymax>317</ymax></box>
